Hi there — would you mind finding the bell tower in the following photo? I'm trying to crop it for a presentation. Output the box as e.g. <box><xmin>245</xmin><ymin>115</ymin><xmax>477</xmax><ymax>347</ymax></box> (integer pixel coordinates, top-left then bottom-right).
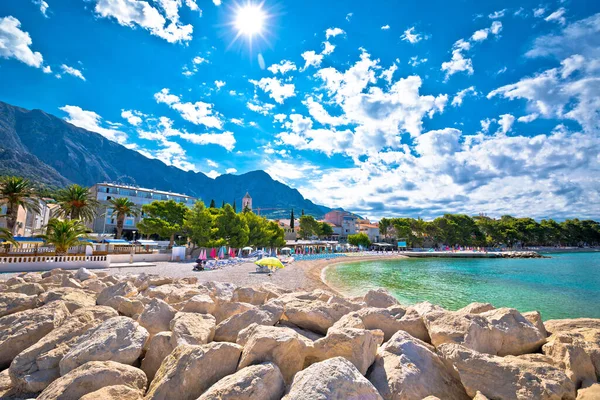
<box><xmin>242</xmin><ymin>192</ymin><xmax>252</xmax><ymax>211</ymax></box>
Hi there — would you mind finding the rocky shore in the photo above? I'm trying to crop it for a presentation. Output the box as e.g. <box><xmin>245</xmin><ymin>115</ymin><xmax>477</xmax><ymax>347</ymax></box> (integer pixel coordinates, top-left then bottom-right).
<box><xmin>0</xmin><ymin>267</ymin><xmax>599</xmax><ymax>400</ymax></box>
<box><xmin>499</xmin><ymin>251</ymin><xmax>548</xmax><ymax>258</ymax></box>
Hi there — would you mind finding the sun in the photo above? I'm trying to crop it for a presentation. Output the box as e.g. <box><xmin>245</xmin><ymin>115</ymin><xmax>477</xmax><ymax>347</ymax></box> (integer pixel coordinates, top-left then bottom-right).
<box><xmin>234</xmin><ymin>3</ymin><xmax>266</xmax><ymax>37</ymax></box>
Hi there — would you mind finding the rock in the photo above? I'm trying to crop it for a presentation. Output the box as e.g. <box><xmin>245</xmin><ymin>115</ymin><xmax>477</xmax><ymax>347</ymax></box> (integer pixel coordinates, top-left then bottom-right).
<box><xmin>259</xmin><ymin>282</ymin><xmax>290</xmax><ymax>299</ymax></box>
<box><xmin>40</xmin><ymin>288</ymin><xmax>96</xmax><ymax>313</ymax></box>
<box><xmin>5</xmin><ymin>282</ymin><xmax>45</xmax><ymax>296</ymax></box>
<box><xmin>117</xmin><ymin>296</ymin><xmax>145</xmax><ymax>318</ymax></box>
<box><xmin>74</xmin><ymin>268</ymin><xmax>97</xmax><ymax>282</ymax></box>
<box><xmin>60</xmin><ymin>275</ymin><xmax>83</xmax><ymax>289</ymax></box>
<box><xmin>232</xmin><ymin>286</ymin><xmax>269</xmax><ymax>305</ymax></box>
<box><xmin>283</xmin><ymin>299</ymin><xmax>354</xmax><ymax>334</ymax></box>
<box><xmin>409</xmin><ymin>301</ymin><xmax>445</xmax><ymax>317</ymax></box>
<box><xmin>102</xmin><ymin>275</ymin><xmax>119</xmax><ymax>285</ymax></box>
<box><xmin>577</xmin><ymin>384</ymin><xmax>600</xmax><ymax>399</ymax></box>
<box><xmin>306</xmin><ymin>327</ymin><xmax>384</xmax><ymax>375</ymax></box>
<box><xmin>141</xmin><ymin>332</ymin><xmax>173</xmax><ymax>381</ymax></box>
<box><xmin>37</xmin><ymin>361</ymin><xmax>147</xmax><ymax>400</ymax></box>
<box><xmin>367</xmin><ymin>331</ymin><xmax>468</xmax><ymax>400</ymax></box>
<box><xmin>0</xmin><ymin>292</ymin><xmax>40</xmax><ymax>317</ymax></box>
<box><xmin>439</xmin><ymin>343</ymin><xmax>576</xmax><ymax>400</ymax></box>
<box><xmin>199</xmin><ymin>281</ymin><xmax>238</xmax><ymax>303</ymax></box>
<box><xmin>213</xmin><ymin>301</ymin><xmax>256</xmax><ymax>324</ymax></box>
<box><xmin>277</xmin><ymin>320</ymin><xmax>325</xmax><ymax>343</ymax></box>
<box><xmin>457</xmin><ymin>302</ymin><xmax>495</xmax><ymax>314</ymax></box>
<box><xmin>142</xmin><ymin>283</ymin><xmax>204</xmax><ymax>304</ymax></box>
<box><xmin>545</xmin><ymin>319</ymin><xmax>600</xmax><ymax>334</ymax></box>
<box><xmin>0</xmin><ymin>301</ymin><xmax>70</xmax><ymax>369</ymax></box>
<box><xmin>79</xmin><ymin>385</ymin><xmax>143</xmax><ymax>400</ymax></box>
<box><xmin>237</xmin><ymin>324</ymin><xmax>307</xmax><ymax>384</ymax></box>
<box><xmin>59</xmin><ymin>316</ymin><xmax>149</xmax><ymax>375</ymax></box>
<box><xmin>97</xmin><ymin>281</ymin><xmax>138</xmax><ymax>309</ymax></box>
<box><xmin>81</xmin><ymin>279</ymin><xmax>108</xmax><ymax>294</ymax></box>
<box><xmin>9</xmin><ymin>306</ymin><xmax>118</xmax><ymax>392</ymax></box>
<box><xmin>424</xmin><ymin>307</ymin><xmax>547</xmax><ymax>356</ymax></box>
<box><xmin>523</xmin><ymin>311</ymin><xmax>548</xmax><ymax>337</ymax></box>
<box><xmin>543</xmin><ymin>331</ymin><xmax>599</xmax><ymax>388</ymax></box>
<box><xmin>283</xmin><ymin>357</ymin><xmax>383</xmax><ymax>400</ymax></box>
<box><xmin>180</xmin><ymin>294</ymin><xmax>216</xmax><ymax>314</ymax></box>
<box><xmin>197</xmin><ymin>362</ymin><xmax>285</xmax><ymax>400</ymax></box>
<box><xmin>134</xmin><ymin>274</ymin><xmax>174</xmax><ymax>291</ymax></box>
<box><xmin>214</xmin><ymin>301</ymin><xmax>284</xmax><ymax>343</ymax></box>
<box><xmin>363</xmin><ymin>288</ymin><xmax>399</xmax><ymax>308</ymax></box>
<box><xmin>137</xmin><ymin>298</ymin><xmax>177</xmax><ymax>336</ymax></box>
<box><xmin>169</xmin><ymin>312</ymin><xmax>216</xmax><ymax>346</ymax></box>
<box><xmin>41</xmin><ymin>269</ymin><xmax>72</xmax><ymax>278</ymax></box>
<box><xmin>6</xmin><ymin>276</ymin><xmax>26</xmax><ymax>286</ymax></box>
<box><xmin>145</xmin><ymin>342</ymin><xmax>243</xmax><ymax>400</ymax></box>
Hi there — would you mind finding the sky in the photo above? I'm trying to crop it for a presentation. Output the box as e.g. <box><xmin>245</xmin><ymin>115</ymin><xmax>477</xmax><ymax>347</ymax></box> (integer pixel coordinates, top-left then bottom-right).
<box><xmin>0</xmin><ymin>0</ymin><xmax>599</xmax><ymax>221</ymax></box>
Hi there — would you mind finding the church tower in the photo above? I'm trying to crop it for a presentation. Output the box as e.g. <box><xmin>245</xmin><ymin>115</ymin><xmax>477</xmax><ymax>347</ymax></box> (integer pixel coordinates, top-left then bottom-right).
<box><xmin>242</xmin><ymin>192</ymin><xmax>252</xmax><ymax>211</ymax></box>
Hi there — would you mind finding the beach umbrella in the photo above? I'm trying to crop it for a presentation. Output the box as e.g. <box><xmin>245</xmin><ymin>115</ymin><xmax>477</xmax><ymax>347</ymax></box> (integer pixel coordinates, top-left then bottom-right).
<box><xmin>255</xmin><ymin>257</ymin><xmax>285</xmax><ymax>270</ymax></box>
<box><xmin>238</xmin><ymin>248</ymin><xmax>242</xmax><ymax>257</ymax></box>
<box><xmin>210</xmin><ymin>248</ymin><xmax>216</xmax><ymax>259</ymax></box>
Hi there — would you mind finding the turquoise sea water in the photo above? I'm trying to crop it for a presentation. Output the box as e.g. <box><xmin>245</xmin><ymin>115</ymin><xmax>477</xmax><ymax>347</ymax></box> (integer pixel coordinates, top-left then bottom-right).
<box><xmin>323</xmin><ymin>252</ymin><xmax>600</xmax><ymax>320</ymax></box>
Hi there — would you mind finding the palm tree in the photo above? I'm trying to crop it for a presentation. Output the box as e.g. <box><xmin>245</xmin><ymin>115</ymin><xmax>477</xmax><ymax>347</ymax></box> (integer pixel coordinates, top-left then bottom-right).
<box><xmin>54</xmin><ymin>184</ymin><xmax>99</xmax><ymax>222</ymax></box>
<box><xmin>0</xmin><ymin>222</ymin><xmax>17</xmax><ymax>248</ymax></box>
<box><xmin>108</xmin><ymin>197</ymin><xmax>140</xmax><ymax>239</ymax></box>
<box><xmin>37</xmin><ymin>218</ymin><xmax>90</xmax><ymax>255</ymax></box>
<box><xmin>0</xmin><ymin>176</ymin><xmax>40</xmax><ymax>235</ymax></box>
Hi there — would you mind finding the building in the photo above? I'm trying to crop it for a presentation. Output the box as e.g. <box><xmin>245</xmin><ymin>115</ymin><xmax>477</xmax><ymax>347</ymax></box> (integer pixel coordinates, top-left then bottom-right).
<box><xmin>358</xmin><ymin>220</ymin><xmax>380</xmax><ymax>243</ymax></box>
<box><xmin>324</xmin><ymin>210</ymin><xmax>358</xmax><ymax>240</ymax></box>
<box><xmin>89</xmin><ymin>183</ymin><xmax>196</xmax><ymax>236</ymax></box>
<box><xmin>0</xmin><ymin>199</ymin><xmax>58</xmax><ymax>237</ymax></box>
<box><xmin>242</xmin><ymin>192</ymin><xmax>252</xmax><ymax>212</ymax></box>
<box><xmin>275</xmin><ymin>218</ymin><xmax>300</xmax><ymax>240</ymax></box>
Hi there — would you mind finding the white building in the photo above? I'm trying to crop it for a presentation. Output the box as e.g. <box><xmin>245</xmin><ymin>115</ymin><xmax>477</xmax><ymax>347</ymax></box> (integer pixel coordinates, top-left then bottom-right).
<box><xmin>89</xmin><ymin>183</ymin><xmax>196</xmax><ymax>236</ymax></box>
<box><xmin>0</xmin><ymin>199</ymin><xmax>57</xmax><ymax>237</ymax></box>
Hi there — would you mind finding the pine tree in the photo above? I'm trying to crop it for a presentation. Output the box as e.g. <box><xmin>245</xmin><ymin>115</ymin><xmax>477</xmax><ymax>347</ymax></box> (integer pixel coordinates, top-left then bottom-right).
<box><xmin>209</xmin><ymin>199</ymin><xmax>216</xmax><ymax>208</ymax></box>
<box><xmin>290</xmin><ymin>210</ymin><xmax>295</xmax><ymax>230</ymax></box>
<box><xmin>233</xmin><ymin>200</ymin><xmax>237</xmax><ymax>213</ymax></box>
<box><xmin>222</xmin><ymin>200</ymin><xmax>225</xmax><ymax>208</ymax></box>
<box><xmin>301</xmin><ymin>209</ymin><xmax>305</xmax><ymax>216</ymax></box>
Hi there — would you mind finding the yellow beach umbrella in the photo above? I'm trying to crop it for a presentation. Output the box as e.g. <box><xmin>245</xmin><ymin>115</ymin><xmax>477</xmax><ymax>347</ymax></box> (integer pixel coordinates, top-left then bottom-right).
<box><xmin>255</xmin><ymin>257</ymin><xmax>285</xmax><ymax>269</ymax></box>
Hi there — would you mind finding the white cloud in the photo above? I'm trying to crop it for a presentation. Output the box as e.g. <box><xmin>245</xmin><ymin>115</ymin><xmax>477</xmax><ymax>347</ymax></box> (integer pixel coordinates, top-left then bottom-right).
<box><xmin>32</xmin><ymin>0</ymin><xmax>50</xmax><ymax>17</ymax></box>
<box><xmin>322</xmin><ymin>41</ymin><xmax>335</xmax><ymax>55</ymax></box>
<box><xmin>488</xmin><ymin>9</ymin><xmax>506</xmax><ymax>19</ymax></box>
<box><xmin>381</xmin><ymin>25</ymin><xmax>390</xmax><ymax>30</ymax></box>
<box><xmin>247</xmin><ymin>101</ymin><xmax>275</xmax><ymax>115</ymax></box>
<box><xmin>193</xmin><ymin>56</ymin><xmax>208</xmax><ymax>64</ymax></box>
<box><xmin>497</xmin><ymin>114</ymin><xmax>515</xmax><ymax>135</ymax></box>
<box><xmin>207</xmin><ymin>159</ymin><xmax>218</xmax><ymax>167</ymax></box>
<box><xmin>249</xmin><ymin>77</ymin><xmax>295</xmax><ymax>104</ymax></box>
<box><xmin>268</xmin><ymin>60</ymin><xmax>297</xmax><ymax>75</ymax></box>
<box><xmin>215</xmin><ymin>80</ymin><xmax>226</xmax><ymax>90</ymax></box>
<box><xmin>300</xmin><ymin>50</ymin><xmax>323</xmax><ymax>71</ymax></box>
<box><xmin>471</xmin><ymin>21</ymin><xmax>502</xmax><ymax>42</ymax></box>
<box><xmin>225</xmin><ymin>168</ymin><xmax>237</xmax><ymax>174</ymax></box>
<box><xmin>212</xmin><ymin>0</ymin><xmax>221</xmax><ymax>5</ymax></box>
<box><xmin>441</xmin><ymin>40</ymin><xmax>473</xmax><ymax>80</ymax></box>
<box><xmin>408</xmin><ymin>56</ymin><xmax>427</xmax><ymax>66</ymax></box>
<box><xmin>60</xmin><ymin>64</ymin><xmax>86</xmax><ymax>81</ymax></box>
<box><xmin>92</xmin><ymin>0</ymin><xmax>194</xmax><ymax>43</ymax></box>
<box><xmin>545</xmin><ymin>8</ymin><xmax>567</xmax><ymax>25</ymax></box>
<box><xmin>401</xmin><ymin>27</ymin><xmax>426</xmax><ymax>44</ymax></box>
<box><xmin>0</xmin><ymin>16</ymin><xmax>45</xmax><ymax>69</ymax></box>
<box><xmin>154</xmin><ymin>88</ymin><xmax>223</xmax><ymax>128</ymax></box>
<box><xmin>533</xmin><ymin>7</ymin><xmax>546</xmax><ymax>18</ymax></box>
<box><xmin>497</xmin><ymin>66</ymin><xmax>507</xmax><ymax>74</ymax></box>
<box><xmin>206</xmin><ymin>170</ymin><xmax>220</xmax><ymax>178</ymax></box>
<box><xmin>380</xmin><ymin>63</ymin><xmax>397</xmax><ymax>85</ymax></box>
<box><xmin>42</xmin><ymin>65</ymin><xmax>52</xmax><ymax>73</ymax></box>
<box><xmin>346</xmin><ymin>13</ymin><xmax>353</xmax><ymax>22</ymax></box>
<box><xmin>121</xmin><ymin>110</ymin><xmax>145</xmax><ymax>126</ymax></box>
<box><xmin>518</xmin><ymin>113</ymin><xmax>539</xmax><ymax>123</ymax></box>
<box><xmin>60</xmin><ymin>105</ymin><xmax>128</xmax><ymax>144</ymax></box>
<box><xmin>325</xmin><ymin>27</ymin><xmax>345</xmax><ymax>39</ymax></box>
<box><xmin>451</xmin><ymin>86</ymin><xmax>477</xmax><ymax>107</ymax></box>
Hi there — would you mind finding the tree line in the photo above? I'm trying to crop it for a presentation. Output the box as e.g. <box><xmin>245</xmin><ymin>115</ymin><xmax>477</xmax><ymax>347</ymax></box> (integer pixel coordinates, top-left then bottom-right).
<box><xmin>378</xmin><ymin>214</ymin><xmax>600</xmax><ymax>248</ymax></box>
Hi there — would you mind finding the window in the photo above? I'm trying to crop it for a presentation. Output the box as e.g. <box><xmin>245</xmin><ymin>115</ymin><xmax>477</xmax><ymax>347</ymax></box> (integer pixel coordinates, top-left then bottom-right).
<box><xmin>125</xmin><ymin>219</ymin><xmax>134</xmax><ymax>226</ymax></box>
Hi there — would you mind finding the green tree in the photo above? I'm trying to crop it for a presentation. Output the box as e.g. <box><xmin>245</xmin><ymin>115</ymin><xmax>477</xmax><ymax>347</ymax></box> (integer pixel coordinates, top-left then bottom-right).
<box><xmin>379</xmin><ymin>217</ymin><xmax>391</xmax><ymax>239</ymax></box>
<box><xmin>266</xmin><ymin>220</ymin><xmax>286</xmax><ymax>248</ymax></box>
<box><xmin>54</xmin><ymin>184</ymin><xmax>99</xmax><ymax>222</ymax></box>
<box><xmin>348</xmin><ymin>232</ymin><xmax>371</xmax><ymax>248</ymax></box>
<box><xmin>243</xmin><ymin>211</ymin><xmax>269</xmax><ymax>247</ymax></box>
<box><xmin>215</xmin><ymin>204</ymin><xmax>249</xmax><ymax>247</ymax></box>
<box><xmin>222</xmin><ymin>200</ymin><xmax>225</xmax><ymax>208</ymax></box>
<box><xmin>0</xmin><ymin>176</ymin><xmax>40</xmax><ymax>235</ymax></box>
<box><xmin>184</xmin><ymin>201</ymin><xmax>216</xmax><ymax>249</ymax></box>
<box><xmin>299</xmin><ymin>215</ymin><xmax>319</xmax><ymax>239</ymax></box>
<box><xmin>209</xmin><ymin>199</ymin><xmax>216</xmax><ymax>208</ymax></box>
<box><xmin>37</xmin><ymin>218</ymin><xmax>91</xmax><ymax>255</ymax></box>
<box><xmin>301</xmin><ymin>209</ymin><xmax>305</xmax><ymax>216</ymax></box>
<box><xmin>0</xmin><ymin>219</ymin><xmax>17</xmax><ymax>247</ymax></box>
<box><xmin>137</xmin><ymin>200</ymin><xmax>187</xmax><ymax>248</ymax></box>
<box><xmin>233</xmin><ymin>200</ymin><xmax>237</xmax><ymax>213</ymax></box>
<box><xmin>108</xmin><ymin>197</ymin><xmax>140</xmax><ymax>239</ymax></box>
<box><xmin>319</xmin><ymin>221</ymin><xmax>334</xmax><ymax>238</ymax></box>
<box><xmin>290</xmin><ymin>209</ymin><xmax>295</xmax><ymax>230</ymax></box>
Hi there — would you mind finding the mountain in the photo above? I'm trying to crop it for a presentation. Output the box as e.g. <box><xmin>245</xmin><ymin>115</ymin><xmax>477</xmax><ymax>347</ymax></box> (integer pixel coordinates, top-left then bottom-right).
<box><xmin>0</xmin><ymin>101</ymin><xmax>331</xmax><ymax>218</ymax></box>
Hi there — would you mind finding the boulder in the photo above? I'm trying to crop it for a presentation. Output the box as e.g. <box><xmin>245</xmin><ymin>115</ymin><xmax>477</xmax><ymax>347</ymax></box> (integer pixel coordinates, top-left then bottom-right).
<box><xmin>523</xmin><ymin>311</ymin><xmax>548</xmax><ymax>337</ymax></box>
<box><xmin>363</xmin><ymin>288</ymin><xmax>399</xmax><ymax>308</ymax></box>
<box><xmin>367</xmin><ymin>331</ymin><xmax>469</xmax><ymax>400</ymax></box>
<box><xmin>60</xmin><ymin>275</ymin><xmax>83</xmax><ymax>289</ymax></box>
<box><xmin>439</xmin><ymin>343</ymin><xmax>576</xmax><ymax>400</ymax></box>
<box><xmin>237</xmin><ymin>324</ymin><xmax>307</xmax><ymax>384</ymax></box>
<box><xmin>306</xmin><ymin>328</ymin><xmax>384</xmax><ymax>375</ymax></box>
<box><xmin>96</xmin><ymin>281</ymin><xmax>138</xmax><ymax>309</ymax></box>
<box><xmin>81</xmin><ymin>279</ymin><xmax>108</xmax><ymax>294</ymax></box>
<box><xmin>37</xmin><ymin>361</ymin><xmax>147</xmax><ymax>400</ymax></box>
<box><xmin>213</xmin><ymin>301</ymin><xmax>256</xmax><ymax>324</ymax></box>
<box><xmin>545</xmin><ymin>319</ymin><xmax>600</xmax><ymax>334</ymax></box>
<box><xmin>5</xmin><ymin>276</ymin><xmax>26</xmax><ymax>286</ymax></box>
<box><xmin>5</xmin><ymin>282</ymin><xmax>45</xmax><ymax>296</ymax></box>
<box><xmin>197</xmin><ymin>362</ymin><xmax>285</xmax><ymax>400</ymax></box>
<box><xmin>232</xmin><ymin>286</ymin><xmax>269</xmax><ymax>305</ymax></box>
<box><xmin>169</xmin><ymin>312</ymin><xmax>216</xmax><ymax>346</ymax></box>
<box><xmin>283</xmin><ymin>299</ymin><xmax>354</xmax><ymax>334</ymax></box>
<box><xmin>134</xmin><ymin>274</ymin><xmax>174</xmax><ymax>291</ymax></box>
<box><xmin>40</xmin><ymin>288</ymin><xmax>96</xmax><ymax>312</ymax></box>
<box><xmin>141</xmin><ymin>332</ymin><xmax>173</xmax><ymax>381</ymax></box>
<box><xmin>0</xmin><ymin>301</ymin><xmax>70</xmax><ymax>369</ymax></box>
<box><xmin>543</xmin><ymin>329</ymin><xmax>600</xmax><ymax>387</ymax></box>
<box><xmin>137</xmin><ymin>298</ymin><xmax>177</xmax><ymax>336</ymax></box>
<box><xmin>59</xmin><ymin>316</ymin><xmax>149</xmax><ymax>375</ymax></box>
<box><xmin>577</xmin><ymin>384</ymin><xmax>600</xmax><ymax>399</ymax></box>
<box><xmin>0</xmin><ymin>292</ymin><xmax>39</xmax><ymax>318</ymax></box>
<box><xmin>41</xmin><ymin>269</ymin><xmax>72</xmax><ymax>278</ymax></box>
<box><xmin>79</xmin><ymin>384</ymin><xmax>143</xmax><ymax>400</ymax></box>
<box><xmin>277</xmin><ymin>321</ymin><xmax>325</xmax><ymax>343</ymax></box>
<box><xmin>424</xmin><ymin>307</ymin><xmax>547</xmax><ymax>356</ymax></box>
<box><xmin>199</xmin><ymin>281</ymin><xmax>238</xmax><ymax>303</ymax></box>
<box><xmin>259</xmin><ymin>282</ymin><xmax>290</xmax><ymax>299</ymax></box>
<box><xmin>117</xmin><ymin>296</ymin><xmax>145</xmax><ymax>318</ymax></box>
<box><xmin>9</xmin><ymin>306</ymin><xmax>118</xmax><ymax>392</ymax></box>
<box><xmin>74</xmin><ymin>268</ymin><xmax>97</xmax><ymax>282</ymax></box>
<box><xmin>457</xmin><ymin>302</ymin><xmax>495</xmax><ymax>314</ymax></box>
<box><xmin>145</xmin><ymin>342</ymin><xmax>243</xmax><ymax>400</ymax></box>
<box><xmin>283</xmin><ymin>357</ymin><xmax>383</xmax><ymax>400</ymax></box>
<box><xmin>214</xmin><ymin>301</ymin><xmax>284</xmax><ymax>343</ymax></box>
<box><xmin>142</xmin><ymin>283</ymin><xmax>204</xmax><ymax>304</ymax></box>
<box><xmin>180</xmin><ymin>294</ymin><xmax>216</xmax><ymax>314</ymax></box>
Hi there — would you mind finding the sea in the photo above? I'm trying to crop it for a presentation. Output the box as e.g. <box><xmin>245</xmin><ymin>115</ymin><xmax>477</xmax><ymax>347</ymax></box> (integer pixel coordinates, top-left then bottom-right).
<box><xmin>323</xmin><ymin>252</ymin><xmax>600</xmax><ymax>320</ymax></box>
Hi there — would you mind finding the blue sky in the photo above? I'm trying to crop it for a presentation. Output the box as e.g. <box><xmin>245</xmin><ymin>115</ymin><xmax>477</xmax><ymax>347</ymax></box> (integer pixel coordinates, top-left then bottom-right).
<box><xmin>1</xmin><ymin>0</ymin><xmax>599</xmax><ymax>220</ymax></box>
